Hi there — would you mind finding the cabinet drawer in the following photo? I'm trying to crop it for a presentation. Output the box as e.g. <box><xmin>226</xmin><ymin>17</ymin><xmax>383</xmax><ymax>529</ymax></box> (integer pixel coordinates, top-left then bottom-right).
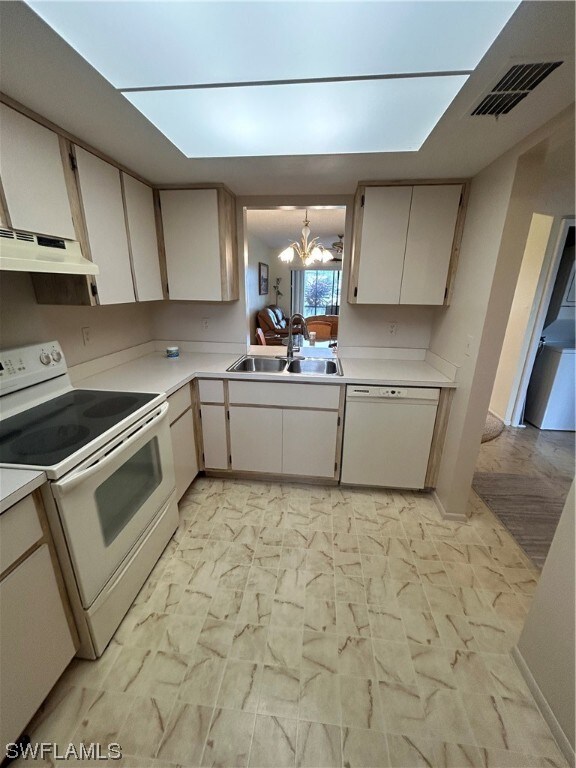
<box><xmin>199</xmin><ymin>379</ymin><xmax>225</xmax><ymax>403</ymax></box>
<box><xmin>0</xmin><ymin>494</ymin><xmax>43</xmax><ymax>575</ymax></box>
<box><xmin>167</xmin><ymin>384</ymin><xmax>192</xmax><ymax>424</ymax></box>
<box><xmin>228</xmin><ymin>381</ymin><xmax>341</xmax><ymax>409</ymax></box>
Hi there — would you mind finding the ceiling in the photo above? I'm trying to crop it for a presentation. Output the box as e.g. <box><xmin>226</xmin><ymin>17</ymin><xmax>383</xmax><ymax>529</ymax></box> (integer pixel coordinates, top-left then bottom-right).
<box><xmin>0</xmin><ymin>1</ymin><xmax>574</xmax><ymax>194</ymax></box>
<box><xmin>247</xmin><ymin>208</ymin><xmax>347</xmax><ymax>250</ymax></box>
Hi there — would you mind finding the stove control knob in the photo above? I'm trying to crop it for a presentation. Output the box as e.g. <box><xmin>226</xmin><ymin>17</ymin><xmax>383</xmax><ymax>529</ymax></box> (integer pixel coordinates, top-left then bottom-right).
<box><xmin>39</xmin><ymin>351</ymin><xmax>52</xmax><ymax>365</ymax></box>
<box><xmin>51</xmin><ymin>350</ymin><xmax>62</xmax><ymax>363</ymax></box>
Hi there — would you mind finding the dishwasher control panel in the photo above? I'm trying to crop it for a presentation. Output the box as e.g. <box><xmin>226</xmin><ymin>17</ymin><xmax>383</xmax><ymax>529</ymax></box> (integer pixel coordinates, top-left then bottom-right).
<box><xmin>347</xmin><ymin>386</ymin><xmax>407</xmax><ymax>398</ymax></box>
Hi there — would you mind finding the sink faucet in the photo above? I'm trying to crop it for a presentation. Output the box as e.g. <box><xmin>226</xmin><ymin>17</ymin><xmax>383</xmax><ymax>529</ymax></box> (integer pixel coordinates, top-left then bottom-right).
<box><xmin>286</xmin><ymin>313</ymin><xmax>309</xmax><ymax>359</ymax></box>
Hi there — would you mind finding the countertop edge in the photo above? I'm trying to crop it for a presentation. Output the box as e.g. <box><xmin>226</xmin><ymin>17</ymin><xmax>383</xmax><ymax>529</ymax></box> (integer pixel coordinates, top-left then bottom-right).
<box><xmin>0</xmin><ymin>469</ymin><xmax>47</xmax><ymax>514</ymax></box>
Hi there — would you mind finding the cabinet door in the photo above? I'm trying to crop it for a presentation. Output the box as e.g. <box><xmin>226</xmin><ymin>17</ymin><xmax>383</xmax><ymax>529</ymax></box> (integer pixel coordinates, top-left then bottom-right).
<box><xmin>282</xmin><ymin>410</ymin><xmax>339</xmax><ymax>478</ymax></box>
<box><xmin>0</xmin><ymin>545</ymin><xmax>75</xmax><ymax>748</ymax></box>
<box><xmin>400</xmin><ymin>185</ymin><xmax>462</xmax><ymax>305</ymax></box>
<box><xmin>0</xmin><ymin>104</ymin><xmax>75</xmax><ymax>239</ymax></box>
<box><xmin>122</xmin><ymin>173</ymin><xmax>163</xmax><ymax>301</ymax></box>
<box><xmin>200</xmin><ymin>404</ymin><xmax>228</xmax><ymax>469</ymax></box>
<box><xmin>355</xmin><ymin>186</ymin><xmax>412</xmax><ymax>304</ymax></box>
<box><xmin>75</xmin><ymin>147</ymin><xmax>135</xmax><ymax>305</ymax></box>
<box><xmin>170</xmin><ymin>408</ymin><xmax>198</xmax><ymax>500</ymax></box>
<box><xmin>161</xmin><ymin>189</ymin><xmax>223</xmax><ymax>300</ymax></box>
<box><xmin>229</xmin><ymin>406</ymin><xmax>282</xmax><ymax>473</ymax></box>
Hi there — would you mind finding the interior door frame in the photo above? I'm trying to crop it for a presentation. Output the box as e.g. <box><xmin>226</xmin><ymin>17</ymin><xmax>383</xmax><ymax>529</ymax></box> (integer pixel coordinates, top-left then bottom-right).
<box><xmin>509</xmin><ymin>215</ymin><xmax>575</xmax><ymax>427</ymax></box>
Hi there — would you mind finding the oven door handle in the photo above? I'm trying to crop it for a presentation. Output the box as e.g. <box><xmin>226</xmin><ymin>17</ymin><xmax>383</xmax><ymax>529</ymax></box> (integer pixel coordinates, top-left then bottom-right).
<box><xmin>55</xmin><ymin>402</ymin><xmax>170</xmax><ymax>493</ymax></box>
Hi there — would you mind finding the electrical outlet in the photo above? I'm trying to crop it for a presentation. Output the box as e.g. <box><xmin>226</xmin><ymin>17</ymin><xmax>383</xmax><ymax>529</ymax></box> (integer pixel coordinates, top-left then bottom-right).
<box><xmin>388</xmin><ymin>322</ymin><xmax>398</xmax><ymax>336</ymax></box>
<box><xmin>81</xmin><ymin>327</ymin><xmax>91</xmax><ymax>345</ymax></box>
<box><xmin>201</xmin><ymin>318</ymin><xmax>209</xmax><ymax>330</ymax></box>
<box><xmin>465</xmin><ymin>334</ymin><xmax>473</xmax><ymax>357</ymax></box>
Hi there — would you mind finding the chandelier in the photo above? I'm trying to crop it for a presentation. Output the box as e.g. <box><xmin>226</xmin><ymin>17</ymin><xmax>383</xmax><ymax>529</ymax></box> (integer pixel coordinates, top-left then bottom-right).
<box><xmin>278</xmin><ymin>210</ymin><xmax>333</xmax><ymax>266</ymax></box>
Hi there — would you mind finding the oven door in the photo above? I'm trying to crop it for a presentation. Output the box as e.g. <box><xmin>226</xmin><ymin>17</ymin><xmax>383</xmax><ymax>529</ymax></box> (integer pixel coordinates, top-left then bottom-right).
<box><xmin>51</xmin><ymin>402</ymin><xmax>175</xmax><ymax>609</ymax></box>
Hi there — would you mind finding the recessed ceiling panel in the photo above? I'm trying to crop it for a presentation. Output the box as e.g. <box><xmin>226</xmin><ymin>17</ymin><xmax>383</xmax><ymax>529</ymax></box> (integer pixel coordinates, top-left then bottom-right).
<box><xmin>26</xmin><ymin>1</ymin><xmax>519</xmax><ymax>88</ymax></box>
<box><xmin>124</xmin><ymin>76</ymin><xmax>469</xmax><ymax>157</ymax></box>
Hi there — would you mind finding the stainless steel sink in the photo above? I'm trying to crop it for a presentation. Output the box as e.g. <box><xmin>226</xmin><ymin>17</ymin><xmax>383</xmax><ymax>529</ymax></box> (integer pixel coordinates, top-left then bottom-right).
<box><xmin>227</xmin><ymin>355</ymin><xmax>343</xmax><ymax>376</ymax></box>
<box><xmin>286</xmin><ymin>358</ymin><xmax>342</xmax><ymax>376</ymax></box>
<box><xmin>227</xmin><ymin>356</ymin><xmax>287</xmax><ymax>373</ymax></box>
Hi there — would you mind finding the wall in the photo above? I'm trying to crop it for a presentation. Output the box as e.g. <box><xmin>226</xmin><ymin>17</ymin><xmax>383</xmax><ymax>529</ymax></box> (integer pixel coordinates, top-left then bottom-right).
<box><xmin>246</xmin><ymin>232</ymin><xmax>272</xmax><ymax>342</ymax></box>
<box><xmin>0</xmin><ymin>272</ymin><xmax>154</xmax><ymax>366</ymax></box>
<box><xmin>517</xmin><ymin>480</ymin><xmax>575</xmax><ymax>756</ymax></box>
<box><xmin>429</xmin><ymin>107</ymin><xmax>575</xmax><ymax>518</ymax></box>
<box><xmin>490</xmin><ymin>214</ymin><xmax>555</xmax><ymax>422</ymax></box>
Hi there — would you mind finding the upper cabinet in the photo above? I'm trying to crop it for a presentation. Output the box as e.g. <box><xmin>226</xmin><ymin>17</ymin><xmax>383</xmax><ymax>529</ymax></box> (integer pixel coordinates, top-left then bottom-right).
<box><xmin>349</xmin><ymin>182</ymin><xmax>466</xmax><ymax>306</ymax></box>
<box><xmin>159</xmin><ymin>188</ymin><xmax>238</xmax><ymax>302</ymax></box>
<box><xmin>74</xmin><ymin>147</ymin><xmax>135</xmax><ymax>305</ymax></box>
<box><xmin>122</xmin><ymin>173</ymin><xmax>164</xmax><ymax>302</ymax></box>
<box><xmin>0</xmin><ymin>104</ymin><xmax>75</xmax><ymax>240</ymax></box>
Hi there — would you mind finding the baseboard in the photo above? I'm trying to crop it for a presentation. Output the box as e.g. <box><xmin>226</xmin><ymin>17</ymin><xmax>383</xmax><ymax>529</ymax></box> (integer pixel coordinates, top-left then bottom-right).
<box><xmin>511</xmin><ymin>645</ymin><xmax>575</xmax><ymax>767</ymax></box>
<box><xmin>432</xmin><ymin>490</ymin><xmax>468</xmax><ymax>522</ymax></box>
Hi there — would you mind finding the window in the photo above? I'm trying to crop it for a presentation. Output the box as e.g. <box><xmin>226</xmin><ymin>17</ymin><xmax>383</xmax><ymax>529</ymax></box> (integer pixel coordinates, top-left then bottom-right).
<box><xmin>292</xmin><ymin>269</ymin><xmax>342</xmax><ymax>317</ymax></box>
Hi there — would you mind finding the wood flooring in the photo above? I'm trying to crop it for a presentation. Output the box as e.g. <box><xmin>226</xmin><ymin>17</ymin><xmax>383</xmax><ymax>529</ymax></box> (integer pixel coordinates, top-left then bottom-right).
<box><xmin>473</xmin><ymin>424</ymin><xmax>574</xmax><ymax>569</ymax></box>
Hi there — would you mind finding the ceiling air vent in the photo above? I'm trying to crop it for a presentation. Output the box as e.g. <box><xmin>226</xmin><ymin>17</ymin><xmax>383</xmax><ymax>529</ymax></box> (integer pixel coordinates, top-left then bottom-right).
<box><xmin>472</xmin><ymin>61</ymin><xmax>563</xmax><ymax>116</ymax></box>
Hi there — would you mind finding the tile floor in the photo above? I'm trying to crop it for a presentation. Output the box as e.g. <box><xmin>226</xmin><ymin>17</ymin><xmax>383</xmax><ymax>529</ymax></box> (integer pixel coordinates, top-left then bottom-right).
<box><xmin>21</xmin><ymin>479</ymin><xmax>569</xmax><ymax>767</ymax></box>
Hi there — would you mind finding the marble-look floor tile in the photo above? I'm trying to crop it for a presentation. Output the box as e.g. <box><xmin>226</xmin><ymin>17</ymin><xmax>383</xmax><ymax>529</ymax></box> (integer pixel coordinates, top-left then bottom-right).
<box><xmin>408</xmin><ymin>644</ymin><xmax>455</xmax><ymax>693</ymax></box>
<box><xmin>266</xmin><ymin>626</ymin><xmax>302</xmax><ymax>668</ymax></box>
<box><xmin>341</xmin><ymin>727</ymin><xmax>390</xmax><ymax>767</ymax></box>
<box><xmin>246</xmin><ymin>566</ymin><xmax>278</xmax><ymax>594</ymax></box>
<box><xmin>300</xmin><ymin>669</ymin><xmax>341</xmax><ymax>725</ymax></box>
<box><xmin>461</xmin><ymin>693</ymin><xmax>518</xmax><ymax>751</ymax></box>
<box><xmin>217</xmin><ymin>659</ymin><xmax>262</xmax><ymax>712</ymax></box>
<box><xmin>296</xmin><ymin>721</ymin><xmax>342</xmax><ymax>768</ymax></box>
<box><xmin>372</xmin><ymin>638</ymin><xmax>416</xmax><ymax>686</ymax></box>
<box><xmin>400</xmin><ymin>610</ymin><xmax>441</xmax><ymax>647</ymax></box>
<box><xmin>159</xmin><ymin>614</ymin><xmax>203</xmax><ymax>656</ymax></box>
<box><xmin>195</xmin><ymin>618</ymin><xmax>236</xmax><ymax>660</ymax></box>
<box><xmin>72</xmin><ymin>689</ymin><xmax>134</xmax><ymax>746</ymax></box>
<box><xmin>304</xmin><ymin>598</ymin><xmax>337</xmax><ymax>634</ymax></box>
<box><xmin>117</xmin><ymin>696</ymin><xmax>174</xmax><ymax>758</ymax></box>
<box><xmin>302</xmin><ymin>631</ymin><xmax>339</xmax><ymax>674</ymax></box>
<box><xmin>238</xmin><ymin>591</ymin><xmax>272</xmax><ymax>626</ymax></box>
<box><xmin>336</xmin><ymin>601</ymin><xmax>370</xmax><ymax>637</ymax></box>
<box><xmin>421</xmin><ymin>688</ymin><xmax>474</xmax><ymax>744</ymax></box>
<box><xmin>249</xmin><ymin>715</ymin><xmax>297</xmax><ymax>768</ymax></box>
<box><xmin>378</xmin><ymin>682</ymin><xmax>429</xmax><ymax>738</ymax></box>
<box><xmin>338</xmin><ymin>635</ymin><xmax>376</xmax><ymax>677</ymax></box>
<box><xmin>179</xmin><ymin>655</ymin><xmax>226</xmax><ymax>707</ymax></box>
<box><xmin>271</xmin><ymin>597</ymin><xmax>305</xmax><ymax>627</ymax></box>
<box><xmin>386</xmin><ymin>733</ymin><xmax>436</xmax><ymax>768</ymax></box>
<box><xmin>201</xmin><ymin>707</ymin><xmax>255</xmax><ymax>768</ymax></box>
<box><xmin>258</xmin><ymin>665</ymin><xmax>300</xmax><ymax>718</ymax></box>
<box><xmin>230</xmin><ymin>622</ymin><xmax>267</xmax><ymax>662</ymax></box>
<box><xmin>368</xmin><ymin>606</ymin><xmax>406</xmax><ymax>643</ymax></box>
<box><xmin>340</xmin><ymin>675</ymin><xmax>383</xmax><ymax>731</ymax></box>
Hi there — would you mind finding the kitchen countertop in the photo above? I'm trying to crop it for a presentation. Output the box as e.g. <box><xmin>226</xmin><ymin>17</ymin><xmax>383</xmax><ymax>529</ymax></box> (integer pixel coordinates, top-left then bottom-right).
<box><xmin>76</xmin><ymin>349</ymin><xmax>456</xmax><ymax>395</ymax></box>
<box><xmin>0</xmin><ymin>468</ymin><xmax>46</xmax><ymax>514</ymax></box>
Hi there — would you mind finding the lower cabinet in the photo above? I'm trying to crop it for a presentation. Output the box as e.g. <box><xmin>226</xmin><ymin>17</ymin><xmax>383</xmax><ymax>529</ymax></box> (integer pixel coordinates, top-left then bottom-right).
<box><xmin>167</xmin><ymin>384</ymin><xmax>198</xmax><ymax>500</ymax></box>
<box><xmin>282</xmin><ymin>410</ymin><xmax>339</xmax><ymax>478</ymax></box>
<box><xmin>0</xmin><ymin>493</ymin><xmax>76</xmax><ymax>748</ymax></box>
<box><xmin>170</xmin><ymin>408</ymin><xmax>198</xmax><ymax>500</ymax></box>
<box><xmin>200</xmin><ymin>404</ymin><xmax>228</xmax><ymax>469</ymax></box>
<box><xmin>229</xmin><ymin>407</ymin><xmax>282</xmax><ymax>473</ymax></box>
<box><xmin>198</xmin><ymin>379</ymin><xmax>343</xmax><ymax>480</ymax></box>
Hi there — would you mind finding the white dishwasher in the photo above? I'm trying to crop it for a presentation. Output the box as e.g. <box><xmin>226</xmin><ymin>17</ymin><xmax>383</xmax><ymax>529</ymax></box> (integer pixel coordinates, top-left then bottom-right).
<box><xmin>341</xmin><ymin>385</ymin><xmax>439</xmax><ymax>489</ymax></box>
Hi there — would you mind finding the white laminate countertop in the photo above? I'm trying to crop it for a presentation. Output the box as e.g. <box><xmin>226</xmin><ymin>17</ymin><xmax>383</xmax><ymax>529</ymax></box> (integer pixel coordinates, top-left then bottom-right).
<box><xmin>76</xmin><ymin>349</ymin><xmax>456</xmax><ymax>395</ymax></box>
<box><xmin>0</xmin><ymin>468</ymin><xmax>46</xmax><ymax>514</ymax></box>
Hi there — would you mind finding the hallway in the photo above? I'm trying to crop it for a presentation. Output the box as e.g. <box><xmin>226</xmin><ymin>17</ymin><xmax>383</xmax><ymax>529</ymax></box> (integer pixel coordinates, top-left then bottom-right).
<box><xmin>473</xmin><ymin>424</ymin><xmax>574</xmax><ymax>568</ymax></box>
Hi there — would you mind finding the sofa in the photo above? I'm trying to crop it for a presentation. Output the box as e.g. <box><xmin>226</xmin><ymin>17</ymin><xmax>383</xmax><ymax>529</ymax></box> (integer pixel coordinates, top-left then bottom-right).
<box><xmin>257</xmin><ymin>305</ymin><xmax>302</xmax><ymax>339</ymax></box>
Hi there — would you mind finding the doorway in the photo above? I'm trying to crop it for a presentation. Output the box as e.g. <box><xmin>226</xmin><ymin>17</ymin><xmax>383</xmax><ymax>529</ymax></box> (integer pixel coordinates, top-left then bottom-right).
<box><xmin>473</xmin><ymin>216</ymin><xmax>575</xmax><ymax>568</ymax></box>
<box><xmin>244</xmin><ymin>206</ymin><xmax>346</xmax><ymax>347</ymax></box>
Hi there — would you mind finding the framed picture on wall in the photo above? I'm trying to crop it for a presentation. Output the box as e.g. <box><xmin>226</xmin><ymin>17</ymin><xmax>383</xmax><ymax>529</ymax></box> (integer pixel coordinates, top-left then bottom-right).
<box><xmin>259</xmin><ymin>262</ymin><xmax>269</xmax><ymax>295</ymax></box>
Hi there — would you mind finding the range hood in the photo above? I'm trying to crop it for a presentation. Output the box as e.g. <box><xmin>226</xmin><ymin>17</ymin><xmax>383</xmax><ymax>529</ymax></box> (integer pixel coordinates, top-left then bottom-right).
<box><xmin>0</xmin><ymin>228</ymin><xmax>99</xmax><ymax>275</ymax></box>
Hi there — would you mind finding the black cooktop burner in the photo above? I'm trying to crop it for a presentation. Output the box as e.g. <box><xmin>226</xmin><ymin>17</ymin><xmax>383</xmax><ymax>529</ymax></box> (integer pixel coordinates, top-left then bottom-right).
<box><xmin>0</xmin><ymin>389</ymin><xmax>158</xmax><ymax>467</ymax></box>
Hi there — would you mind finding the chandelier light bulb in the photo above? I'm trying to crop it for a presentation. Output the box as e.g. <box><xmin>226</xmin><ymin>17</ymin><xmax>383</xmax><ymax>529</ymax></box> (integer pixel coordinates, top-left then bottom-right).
<box><xmin>279</xmin><ymin>246</ymin><xmax>295</xmax><ymax>263</ymax></box>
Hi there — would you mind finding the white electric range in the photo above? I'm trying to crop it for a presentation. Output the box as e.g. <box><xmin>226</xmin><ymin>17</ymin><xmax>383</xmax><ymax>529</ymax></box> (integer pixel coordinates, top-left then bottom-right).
<box><xmin>0</xmin><ymin>341</ymin><xmax>178</xmax><ymax>658</ymax></box>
